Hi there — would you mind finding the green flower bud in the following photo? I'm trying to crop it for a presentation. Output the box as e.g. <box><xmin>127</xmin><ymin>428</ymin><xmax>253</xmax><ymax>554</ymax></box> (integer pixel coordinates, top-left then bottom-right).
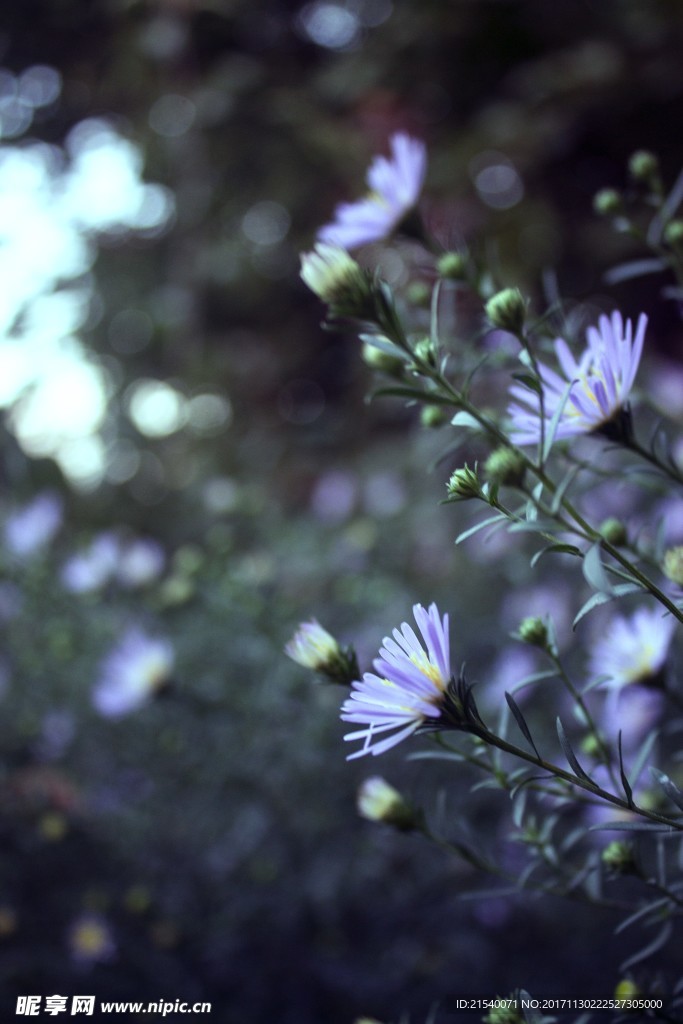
<box><xmin>593</xmin><ymin>188</ymin><xmax>622</xmax><ymax>217</ymax></box>
<box><xmin>484</xmin><ymin>446</ymin><xmax>526</xmax><ymax>487</ymax></box>
<box><xmin>412</xmin><ymin>335</ymin><xmax>438</xmax><ymax>367</ymax></box>
<box><xmin>601</xmin><ymin>840</ymin><xmax>638</xmax><ymax>875</ymax></box>
<box><xmin>580</xmin><ymin>733</ymin><xmax>603</xmax><ymax>759</ymax></box>
<box><xmin>628</xmin><ymin>149</ymin><xmax>659</xmax><ymax>182</ymax></box>
<box><xmin>361</xmin><ymin>342</ymin><xmax>404</xmax><ymax>378</ymax></box>
<box><xmin>446</xmin><ymin>465</ymin><xmax>482</xmax><ymax>501</ymax></box>
<box><xmin>614</xmin><ymin>979</ymin><xmax>640</xmax><ymax>1001</ymax></box>
<box><xmin>664</xmin><ymin>219</ymin><xmax>683</xmax><ymax>247</ymax></box>
<box><xmin>420</xmin><ymin>404</ymin><xmax>448</xmax><ymax>428</ymax></box>
<box><xmin>483</xmin><ymin>1003</ymin><xmax>523</xmax><ymax>1024</ymax></box>
<box><xmin>357</xmin><ymin>777</ymin><xmax>420</xmax><ymax>831</ymax></box>
<box><xmin>663</xmin><ymin>545</ymin><xmax>683</xmax><ymax>586</ymax></box>
<box><xmin>436</xmin><ymin>251</ymin><xmax>467</xmax><ymax>280</ymax></box>
<box><xmin>405</xmin><ymin>280</ymin><xmax>432</xmax><ymax>308</ymax></box>
<box><xmin>518</xmin><ymin>616</ymin><xmax>548</xmax><ymax>649</ymax></box>
<box><xmin>599</xmin><ymin>517</ymin><xmax>627</xmax><ymax>546</ymax></box>
<box><xmin>485</xmin><ymin>288</ymin><xmax>527</xmax><ymax>335</ymax></box>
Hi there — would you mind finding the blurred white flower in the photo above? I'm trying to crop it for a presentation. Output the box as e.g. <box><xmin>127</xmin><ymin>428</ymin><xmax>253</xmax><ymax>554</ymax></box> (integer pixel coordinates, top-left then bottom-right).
<box><xmin>589</xmin><ymin>606</ymin><xmax>675</xmax><ymax>688</ymax></box>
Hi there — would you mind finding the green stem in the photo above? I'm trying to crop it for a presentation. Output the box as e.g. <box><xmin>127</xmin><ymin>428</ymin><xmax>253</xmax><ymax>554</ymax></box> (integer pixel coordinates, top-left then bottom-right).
<box><xmin>472</xmin><ymin>724</ymin><xmax>683</xmax><ymax>832</ymax></box>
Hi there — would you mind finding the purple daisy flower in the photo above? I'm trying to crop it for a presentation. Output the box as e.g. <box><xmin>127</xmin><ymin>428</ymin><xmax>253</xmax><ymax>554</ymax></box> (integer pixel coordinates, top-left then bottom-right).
<box><xmin>318</xmin><ymin>133</ymin><xmax>427</xmax><ymax>249</ymax></box>
<box><xmin>341</xmin><ymin>602</ymin><xmax>451</xmax><ymax>759</ymax></box>
<box><xmin>507</xmin><ymin>311</ymin><xmax>647</xmax><ymax>446</ymax></box>
<box><xmin>588</xmin><ymin>606</ymin><xmax>675</xmax><ymax>689</ymax></box>
<box><xmin>92</xmin><ymin>627</ymin><xmax>174</xmax><ymax>718</ymax></box>
<box><xmin>4</xmin><ymin>491</ymin><xmax>63</xmax><ymax>558</ymax></box>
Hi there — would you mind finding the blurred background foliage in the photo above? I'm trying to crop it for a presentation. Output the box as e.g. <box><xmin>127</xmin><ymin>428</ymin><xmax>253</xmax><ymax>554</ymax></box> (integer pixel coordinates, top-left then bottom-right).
<box><xmin>1</xmin><ymin>0</ymin><xmax>683</xmax><ymax>1020</ymax></box>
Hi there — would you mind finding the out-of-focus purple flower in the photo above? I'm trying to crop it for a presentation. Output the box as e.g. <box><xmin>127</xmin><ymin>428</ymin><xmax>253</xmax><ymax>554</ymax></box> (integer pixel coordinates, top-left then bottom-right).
<box><xmin>116</xmin><ymin>537</ymin><xmax>165</xmax><ymax>588</ymax></box>
<box><xmin>588</xmin><ymin>606</ymin><xmax>675</xmax><ymax>689</ymax></box>
<box><xmin>602</xmin><ymin>687</ymin><xmax>665</xmax><ymax>755</ymax></box>
<box><xmin>508</xmin><ymin>311</ymin><xmax>647</xmax><ymax>446</ymax></box>
<box><xmin>4</xmin><ymin>491</ymin><xmax>63</xmax><ymax>558</ymax></box>
<box><xmin>341</xmin><ymin>602</ymin><xmax>451</xmax><ymax>758</ymax></box>
<box><xmin>485</xmin><ymin>645</ymin><xmax>538</xmax><ymax>709</ymax></box>
<box><xmin>318</xmin><ymin>133</ymin><xmax>427</xmax><ymax>249</ymax></box>
<box><xmin>92</xmin><ymin>628</ymin><xmax>174</xmax><ymax>718</ymax></box>
<box><xmin>61</xmin><ymin>533</ymin><xmax>166</xmax><ymax>593</ymax></box>
<box><xmin>310</xmin><ymin>469</ymin><xmax>358</xmax><ymax>523</ymax></box>
<box><xmin>60</xmin><ymin>532</ymin><xmax>120</xmax><ymax>593</ymax></box>
<box><xmin>68</xmin><ymin>913</ymin><xmax>116</xmax><ymax>965</ymax></box>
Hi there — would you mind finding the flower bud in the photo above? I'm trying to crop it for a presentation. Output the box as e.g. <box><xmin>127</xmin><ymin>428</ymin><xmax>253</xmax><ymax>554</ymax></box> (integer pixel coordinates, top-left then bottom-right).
<box><xmin>601</xmin><ymin>840</ymin><xmax>638</xmax><ymax>875</ymax></box>
<box><xmin>412</xmin><ymin>335</ymin><xmax>438</xmax><ymax>367</ymax></box>
<box><xmin>664</xmin><ymin>219</ymin><xmax>683</xmax><ymax>247</ymax></box>
<box><xmin>285</xmin><ymin>620</ymin><xmax>359</xmax><ymax>685</ymax></box>
<box><xmin>420</xmin><ymin>404</ymin><xmax>448</xmax><ymax>428</ymax></box>
<box><xmin>436</xmin><ymin>251</ymin><xmax>467</xmax><ymax>280</ymax></box>
<box><xmin>484</xmin><ymin>446</ymin><xmax>525</xmax><ymax>487</ymax></box>
<box><xmin>614</xmin><ymin>979</ymin><xmax>640</xmax><ymax>1001</ymax></box>
<box><xmin>361</xmin><ymin>342</ymin><xmax>404</xmax><ymax>378</ymax></box>
<box><xmin>663</xmin><ymin>545</ymin><xmax>683</xmax><ymax>586</ymax></box>
<box><xmin>485</xmin><ymin>288</ymin><xmax>527</xmax><ymax>335</ymax></box>
<box><xmin>483</xmin><ymin>1003</ymin><xmax>523</xmax><ymax>1024</ymax></box>
<box><xmin>518</xmin><ymin>616</ymin><xmax>548</xmax><ymax>649</ymax></box>
<box><xmin>300</xmin><ymin>243</ymin><xmax>375</xmax><ymax>319</ymax></box>
<box><xmin>593</xmin><ymin>188</ymin><xmax>622</xmax><ymax>216</ymax></box>
<box><xmin>628</xmin><ymin>149</ymin><xmax>659</xmax><ymax>182</ymax></box>
<box><xmin>599</xmin><ymin>517</ymin><xmax>627</xmax><ymax>546</ymax></box>
<box><xmin>580</xmin><ymin>734</ymin><xmax>603</xmax><ymax>759</ymax></box>
<box><xmin>446</xmin><ymin>465</ymin><xmax>482</xmax><ymax>501</ymax></box>
<box><xmin>405</xmin><ymin>280</ymin><xmax>431</xmax><ymax>308</ymax></box>
<box><xmin>357</xmin><ymin>777</ymin><xmax>419</xmax><ymax>831</ymax></box>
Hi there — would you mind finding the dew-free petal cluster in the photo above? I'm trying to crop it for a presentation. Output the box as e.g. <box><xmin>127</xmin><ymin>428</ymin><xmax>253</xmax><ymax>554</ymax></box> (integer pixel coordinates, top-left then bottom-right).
<box><xmin>588</xmin><ymin>606</ymin><xmax>675</xmax><ymax>688</ymax></box>
<box><xmin>318</xmin><ymin>133</ymin><xmax>427</xmax><ymax>250</ymax></box>
<box><xmin>341</xmin><ymin>602</ymin><xmax>450</xmax><ymax>758</ymax></box>
<box><xmin>285</xmin><ymin>619</ymin><xmax>340</xmax><ymax>671</ymax></box>
<box><xmin>508</xmin><ymin>311</ymin><xmax>647</xmax><ymax>446</ymax></box>
<box><xmin>92</xmin><ymin>627</ymin><xmax>174</xmax><ymax>718</ymax></box>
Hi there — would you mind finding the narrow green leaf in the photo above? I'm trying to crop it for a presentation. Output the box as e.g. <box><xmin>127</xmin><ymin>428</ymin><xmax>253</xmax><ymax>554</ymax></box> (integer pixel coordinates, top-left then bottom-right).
<box><xmin>620</xmin><ymin>920</ymin><xmax>673</xmax><ymax>972</ymax></box>
<box><xmin>556</xmin><ymin>718</ymin><xmax>592</xmax><ymax>782</ymax></box>
<box><xmin>588</xmin><ymin>820</ymin><xmax>674</xmax><ymax>833</ymax></box>
<box><xmin>650</xmin><ymin>766</ymin><xmax>683</xmax><ymax>812</ymax></box>
<box><xmin>618</xmin><ymin>732</ymin><xmax>634</xmax><ymax>808</ymax></box>
<box><xmin>429</xmin><ymin>276</ymin><xmax>443</xmax><ymax>346</ymax></box>
<box><xmin>511</xmin><ymin>372</ymin><xmax>541</xmax><ymax>393</ymax></box>
<box><xmin>549</xmin><ymin>463</ymin><xmax>582</xmax><ymax>515</ymax></box>
<box><xmin>582</xmin><ymin>541</ymin><xmax>612</xmax><ymax>594</ymax></box>
<box><xmin>450</xmin><ymin>410</ymin><xmax>481</xmax><ymax>429</ymax></box>
<box><xmin>505</xmin><ymin>692</ymin><xmax>541</xmax><ymax>760</ymax></box>
<box><xmin>542</xmin><ymin>377</ymin><xmax>576</xmax><ymax>463</ymax></box>
<box><xmin>629</xmin><ymin>731</ymin><xmax>659</xmax><ymax>789</ymax></box>
<box><xmin>604</xmin><ymin>257</ymin><xmax>667</xmax><ymax>284</ymax></box>
<box><xmin>455</xmin><ymin>513</ymin><xmax>508</xmax><ymax>544</ymax></box>
<box><xmin>530</xmin><ymin>542</ymin><xmax>581</xmax><ymax>569</ymax></box>
<box><xmin>572</xmin><ymin>583</ymin><xmax>643</xmax><ymax>628</ymax></box>
<box><xmin>358</xmin><ymin>333</ymin><xmax>409</xmax><ymax>359</ymax></box>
